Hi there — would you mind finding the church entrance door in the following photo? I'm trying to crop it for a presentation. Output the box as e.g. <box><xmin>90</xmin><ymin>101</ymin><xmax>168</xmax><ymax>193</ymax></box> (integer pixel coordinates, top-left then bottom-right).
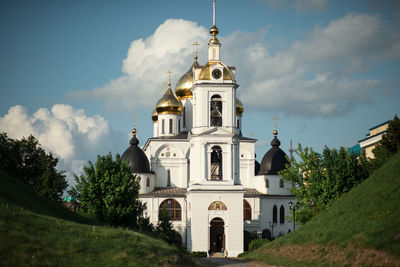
<box><xmin>210</xmin><ymin>217</ymin><xmax>225</xmax><ymax>253</ymax></box>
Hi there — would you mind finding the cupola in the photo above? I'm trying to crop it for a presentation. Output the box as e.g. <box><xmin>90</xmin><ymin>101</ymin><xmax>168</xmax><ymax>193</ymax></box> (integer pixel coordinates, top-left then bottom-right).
<box><xmin>156</xmin><ymin>82</ymin><xmax>183</xmax><ymax>115</ymax></box>
<box><xmin>151</xmin><ymin>108</ymin><xmax>158</xmax><ymax>122</ymax></box>
<box><xmin>175</xmin><ymin>43</ymin><xmax>201</xmax><ymax>99</ymax></box>
<box><xmin>236</xmin><ymin>97</ymin><xmax>244</xmax><ymax>115</ymax></box>
<box><xmin>258</xmin><ymin>126</ymin><xmax>289</xmax><ymax>175</ymax></box>
<box><xmin>121</xmin><ymin>127</ymin><xmax>151</xmax><ymax>173</ymax></box>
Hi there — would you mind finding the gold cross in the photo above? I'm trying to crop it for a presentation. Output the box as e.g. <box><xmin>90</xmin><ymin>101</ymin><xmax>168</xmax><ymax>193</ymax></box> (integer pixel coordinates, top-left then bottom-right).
<box><xmin>249</xmin><ymin>131</ymin><xmax>254</xmax><ymax>137</ymax></box>
<box><xmin>167</xmin><ymin>70</ymin><xmax>173</xmax><ymax>84</ymax></box>
<box><xmin>193</xmin><ymin>41</ymin><xmax>199</xmax><ymax>59</ymax></box>
<box><xmin>132</xmin><ymin>115</ymin><xmax>136</xmax><ymax>128</ymax></box>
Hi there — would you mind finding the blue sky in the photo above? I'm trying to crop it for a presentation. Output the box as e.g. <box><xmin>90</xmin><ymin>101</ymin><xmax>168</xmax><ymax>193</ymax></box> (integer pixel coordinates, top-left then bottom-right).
<box><xmin>1</xmin><ymin>0</ymin><xmax>399</xmax><ymax>186</ymax></box>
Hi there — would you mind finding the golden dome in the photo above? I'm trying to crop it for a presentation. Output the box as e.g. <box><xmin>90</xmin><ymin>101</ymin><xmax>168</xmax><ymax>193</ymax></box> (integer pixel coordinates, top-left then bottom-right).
<box><xmin>155</xmin><ymin>83</ymin><xmax>183</xmax><ymax>115</ymax></box>
<box><xmin>236</xmin><ymin>97</ymin><xmax>244</xmax><ymax>115</ymax></box>
<box><xmin>151</xmin><ymin>108</ymin><xmax>158</xmax><ymax>122</ymax></box>
<box><xmin>198</xmin><ymin>62</ymin><xmax>235</xmax><ymax>80</ymax></box>
<box><xmin>175</xmin><ymin>60</ymin><xmax>200</xmax><ymax>99</ymax></box>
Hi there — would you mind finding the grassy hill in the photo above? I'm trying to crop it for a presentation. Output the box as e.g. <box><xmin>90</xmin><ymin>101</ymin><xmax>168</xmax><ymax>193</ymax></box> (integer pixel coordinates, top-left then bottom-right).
<box><xmin>244</xmin><ymin>152</ymin><xmax>400</xmax><ymax>266</ymax></box>
<box><xmin>0</xmin><ymin>170</ymin><xmax>195</xmax><ymax>267</ymax></box>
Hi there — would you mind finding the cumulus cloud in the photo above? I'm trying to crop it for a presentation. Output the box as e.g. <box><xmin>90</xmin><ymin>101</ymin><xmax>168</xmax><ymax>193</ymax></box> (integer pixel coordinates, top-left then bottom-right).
<box><xmin>72</xmin><ymin>13</ymin><xmax>400</xmax><ymax>117</ymax></box>
<box><xmin>71</xmin><ymin>19</ymin><xmax>210</xmax><ymax>110</ymax></box>
<box><xmin>0</xmin><ymin>104</ymin><xmax>123</xmax><ymax>188</ymax></box>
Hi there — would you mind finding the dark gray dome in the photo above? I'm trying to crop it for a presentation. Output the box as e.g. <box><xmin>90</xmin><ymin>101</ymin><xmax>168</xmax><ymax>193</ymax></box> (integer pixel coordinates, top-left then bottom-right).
<box><xmin>258</xmin><ymin>132</ymin><xmax>289</xmax><ymax>175</ymax></box>
<box><xmin>254</xmin><ymin>160</ymin><xmax>260</xmax><ymax>175</ymax></box>
<box><xmin>121</xmin><ymin>134</ymin><xmax>151</xmax><ymax>173</ymax></box>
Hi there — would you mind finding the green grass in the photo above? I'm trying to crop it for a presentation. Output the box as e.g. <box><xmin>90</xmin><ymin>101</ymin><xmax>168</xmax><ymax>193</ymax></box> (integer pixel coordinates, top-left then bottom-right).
<box><xmin>244</xmin><ymin>152</ymin><xmax>400</xmax><ymax>266</ymax></box>
<box><xmin>0</xmin><ymin>171</ymin><xmax>195</xmax><ymax>267</ymax></box>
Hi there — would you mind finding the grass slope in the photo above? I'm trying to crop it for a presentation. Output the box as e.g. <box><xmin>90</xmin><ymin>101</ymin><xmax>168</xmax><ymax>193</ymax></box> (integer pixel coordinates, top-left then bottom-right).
<box><xmin>245</xmin><ymin>153</ymin><xmax>400</xmax><ymax>266</ymax></box>
<box><xmin>0</xmin><ymin>171</ymin><xmax>194</xmax><ymax>267</ymax></box>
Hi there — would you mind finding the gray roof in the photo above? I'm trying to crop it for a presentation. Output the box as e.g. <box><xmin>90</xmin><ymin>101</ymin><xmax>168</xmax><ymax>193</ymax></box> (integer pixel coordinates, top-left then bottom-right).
<box><xmin>140</xmin><ymin>187</ymin><xmax>187</xmax><ymax>197</ymax></box>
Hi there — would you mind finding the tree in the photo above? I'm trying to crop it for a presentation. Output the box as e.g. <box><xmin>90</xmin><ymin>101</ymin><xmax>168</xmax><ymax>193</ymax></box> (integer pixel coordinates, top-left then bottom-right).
<box><xmin>279</xmin><ymin>144</ymin><xmax>370</xmax><ymax>223</ymax></box>
<box><xmin>69</xmin><ymin>153</ymin><xmax>145</xmax><ymax>228</ymax></box>
<box><xmin>156</xmin><ymin>206</ymin><xmax>181</xmax><ymax>246</ymax></box>
<box><xmin>372</xmin><ymin>115</ymin><xmax>400</xmax><ymax>169</ymax></box>
<box><xmin>0</xmin><ymin>133</ymin><xmax>67</xmax><ymax>202</ymax></box>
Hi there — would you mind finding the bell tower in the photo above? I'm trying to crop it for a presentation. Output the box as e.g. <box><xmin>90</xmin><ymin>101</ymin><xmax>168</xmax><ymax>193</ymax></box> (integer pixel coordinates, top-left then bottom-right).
<box><xmin>189</xmin><ymin>0</ymin><xmax>240</xmax><ymax>185</ymax></box>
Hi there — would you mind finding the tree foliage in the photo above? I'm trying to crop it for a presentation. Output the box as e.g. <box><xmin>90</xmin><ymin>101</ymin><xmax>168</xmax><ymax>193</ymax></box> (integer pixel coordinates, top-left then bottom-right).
<box><xmin>69</xmin><ymin>153</ymin><xmax>145</xmax><ymax>228</ymax></box>
<box><xmin>372</xmin><ymin>115</ymin><xmax>400</xmax><ymax>169</ymax></box>
<box><xmin>0</xmin><ymin>132</ymin><xmax>67</xmax><ymax>202</ymax></box>
<box><xmin>279</xmin><ymin>145</ymin><xmax>370</xmax><ymax>223</ymax></box>
<box><xmin>156</xmin><ymin>206</ymin><xmax>182</xmax><ymax>246</ymax></box>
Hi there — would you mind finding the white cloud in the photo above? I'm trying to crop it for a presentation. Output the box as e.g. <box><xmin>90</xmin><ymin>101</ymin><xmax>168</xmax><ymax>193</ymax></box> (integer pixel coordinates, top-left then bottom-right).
<box><xmin>0</xmin><ymin>104</ymin><xmax>122</xmax><ymax>188</ymax></box>
<box><xmin>72</xmin><ymin>13</ymin><xmax>400</xmax><ymax>117</ymax></box>
<box><xmin>71</xmin><ymin>19</ymin><xmax>210</xmax><ymax>110</ymax></box>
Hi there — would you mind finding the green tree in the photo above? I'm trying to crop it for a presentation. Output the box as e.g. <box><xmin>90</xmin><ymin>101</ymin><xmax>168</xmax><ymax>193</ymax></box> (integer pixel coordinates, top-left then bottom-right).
<box><xmin>156</xmin><ymin>206</ymin><xmax>181</xmax><ymax>246</ymax></box>
<box><xmin>0</xmin><ymin>133</ymin><xmax>67</xmax><ymax>202</ymax></box>
<box><xmin>279</xmin><ymin>145</ymin><xmax>370</xmax><ymax>223</ymax></box>
<box><xmin>69</xmin><ymin>153</ymin><xmax>145</xmax><ymax>228</ymax></box>
<box><xmin>372</xmin><ymin>115</ymin><xmax>400</xmax><ymax>169</ymax></box>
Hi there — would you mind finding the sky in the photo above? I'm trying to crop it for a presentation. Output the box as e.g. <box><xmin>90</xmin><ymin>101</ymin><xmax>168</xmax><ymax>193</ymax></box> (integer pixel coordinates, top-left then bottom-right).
<box><xmin>1</xmin><ymin>0</ymin><xmax>399</xmax><ymax>187</ymax></box>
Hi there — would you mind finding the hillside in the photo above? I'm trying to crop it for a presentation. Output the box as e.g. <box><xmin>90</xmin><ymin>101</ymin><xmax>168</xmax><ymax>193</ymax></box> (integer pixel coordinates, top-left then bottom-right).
<box><xmin>0</xmin><ymin>171</ymin><xmax>194</xmax><ymax>267</ymax></box>
<box><xmin>244</xmin><ymin>153</ymin><xmax>400</xmax><ymax>266</ymax></box>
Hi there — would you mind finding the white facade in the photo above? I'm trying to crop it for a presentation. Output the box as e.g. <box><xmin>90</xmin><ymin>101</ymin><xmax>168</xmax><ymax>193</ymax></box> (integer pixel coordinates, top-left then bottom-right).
<box><xmin>131</xmin><ymin>10</ymin><xmax>295</xmax><ymax>257</ymax></box>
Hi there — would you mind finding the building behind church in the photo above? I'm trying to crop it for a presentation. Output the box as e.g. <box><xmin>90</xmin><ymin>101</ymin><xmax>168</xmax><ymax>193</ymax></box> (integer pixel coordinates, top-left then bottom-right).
<box><xmin>121</xmin><ymin>1</ymin><xmax>295</xmax><ymax>257</ymax></box>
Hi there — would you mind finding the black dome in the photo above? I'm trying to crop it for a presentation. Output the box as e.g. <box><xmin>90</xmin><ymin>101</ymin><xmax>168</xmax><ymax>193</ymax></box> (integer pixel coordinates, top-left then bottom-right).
<box><xmin>121</xmin><ymin>134</ymin><xmax>151</xmax><ymax>173</ymax></box>
<box><xmin>258</xmin><ymin>133</ymin><xmax>289</xmax><ymax>175</ymax></box>
<box><xmin>254</xmin><ymin>160</ymin><xmax>260</xmax><ymax>175</ymax></box>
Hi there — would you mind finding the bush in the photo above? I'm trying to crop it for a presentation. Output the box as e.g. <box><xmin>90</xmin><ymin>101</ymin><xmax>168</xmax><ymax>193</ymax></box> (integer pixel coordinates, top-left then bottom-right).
<box><xmin>248</xmin><ymin>238</ymin><xmax>270</xmax><ymax>252</ymax></box>
<box><xmin>190</xmin><ymin>251</ymin><xmax>207</xmax><ymax>257</ymax></box>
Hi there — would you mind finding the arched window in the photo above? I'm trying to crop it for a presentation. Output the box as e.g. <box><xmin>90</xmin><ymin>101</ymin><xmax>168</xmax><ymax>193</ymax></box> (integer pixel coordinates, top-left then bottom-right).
<box><xmin>160</xmin><ymin>199</ymin><xmax>181</xmax><ymax>221</ymax></box>
<box><xmin>265</xmin><ymin>179</ymin><xmax>269</xmax><ymax>188</ymax></box>
<box><xmin>243</xmin><ymin>200</ymin><xmax>251</xmax><ymax>220</ymax></box>
<box><xmin>280</xmin><ymin>205</ymin><xmax>285</xmax><ymax>224</ymax></box>
<box><xmin>210</xmin><ymin>94</ymin><xmax>222</xmax><ymax>126</ymax></box>
<box><xmin>183</xmin><ymin>107</ymin><xmax>186</xmax><ymax>127</ymax></box>
<box><xmin>167</xmin><ymin>170</ymin><xmax>171</xmax><ymax>187</ymax></box>
<box><xmin>178</xmin><ymin>119</ymin><xmax>180</xmax><ymax>133</ymax></box>
<box><xmin>211</xmin><ymin>146</ymin><xmax>222</xmax><ymax>180</ymax></box>
<box><xmin>146</xmin><ymin>177</ymin><xmax>150</xmax><ymax>187</ymax></box>
<box><xmin>273</xmin><ymin>205</ymin><xmax>277</xmax><ymax>224</ymax></box>
<box><xmin>279</xmin><ymin>179</ymin><xmax>284</xmax><ymax>188</ymax></box>
<box><xmin>161</xmin><ymin>119</ymin><xmax>165</xmax><ymax>134</ymax></box>
<box><xmin>169</xmin><ymin>119</ymin><xmax>173</xmax><ymax>134</ymax></box>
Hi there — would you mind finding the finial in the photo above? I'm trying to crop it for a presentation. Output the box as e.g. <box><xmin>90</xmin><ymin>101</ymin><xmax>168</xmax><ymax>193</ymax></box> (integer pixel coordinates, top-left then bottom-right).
<box><xmin>213</xmin><ymin>0</ymin><xmax>216</xmax><ymax>27</ymax></box>
<box><xmin>249</xmin><ymin>131</ymin><xmax>254</xmax><ymax>137</ymax></box>
<box><xmin>193</xmin><ymin>41</ymin><xmax>199</xmax><ymax>60</ymax></box>
<box><xmin>273</xmin><ymin>116</ymin><xmax>278</xmax><ymax>136</ymax></box>
<box><xmin>209</xmin><ymin>0</ymin><xmax>220</xmax><ymax>44</ymax></box>
<box><xmin>132</xmin><ymin>115</ymin><xmax>137</xmax><ymax>135</ymax></box>
<box><xmin>167</xmin><ymin>70</ymin><xmax>173</xmax><ymax>87</ymax></box>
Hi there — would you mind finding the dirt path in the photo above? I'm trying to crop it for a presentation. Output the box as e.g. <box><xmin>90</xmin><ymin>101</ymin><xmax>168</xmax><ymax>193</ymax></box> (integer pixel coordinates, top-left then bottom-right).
<box><xmin>192</xmin><ymin>257</ymin><xmax>278</xmax><ymax>267</ymax></box>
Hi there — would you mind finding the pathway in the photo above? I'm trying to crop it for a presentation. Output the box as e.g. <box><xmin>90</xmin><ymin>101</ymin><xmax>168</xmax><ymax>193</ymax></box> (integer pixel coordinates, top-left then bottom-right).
<box><xmin>192</xmin><ymin>257</ymin><xmax>278</xmax><ymax>267</ymax></box>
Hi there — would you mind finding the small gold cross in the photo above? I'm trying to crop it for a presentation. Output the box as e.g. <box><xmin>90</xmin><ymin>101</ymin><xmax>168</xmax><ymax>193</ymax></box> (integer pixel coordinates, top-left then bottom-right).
<box><xmin>193</xmin><ymin>41</ymin><xmax>199</xmax><ymax>59</ymax></box>
<box><xmin>167</xmin><ymin>70</ymin><xmax>173</xmax><ymax>84</ymax></box>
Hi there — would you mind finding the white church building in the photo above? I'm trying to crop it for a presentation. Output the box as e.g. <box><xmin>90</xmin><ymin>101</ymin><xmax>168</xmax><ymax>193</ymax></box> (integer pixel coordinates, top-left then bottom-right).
<box><xmin>122</xmin><ymin>1</ymin><xmax>295</xmax><ymax>257</ymax></box>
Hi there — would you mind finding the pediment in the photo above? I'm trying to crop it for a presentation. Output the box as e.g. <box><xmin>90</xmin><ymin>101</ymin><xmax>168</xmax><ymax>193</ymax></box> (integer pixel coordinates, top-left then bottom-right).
<box><xmin>199</xmin><ymin>127</ymin><xmax>233</xmax><ymax>136</ymax></box>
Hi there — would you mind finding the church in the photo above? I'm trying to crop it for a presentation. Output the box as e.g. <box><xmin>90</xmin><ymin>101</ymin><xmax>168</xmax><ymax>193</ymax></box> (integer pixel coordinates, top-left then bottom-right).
<box><xmin>121</xmin><ymin>1</ymin><xmax>295</xmax><ymax>257</ymax></box>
